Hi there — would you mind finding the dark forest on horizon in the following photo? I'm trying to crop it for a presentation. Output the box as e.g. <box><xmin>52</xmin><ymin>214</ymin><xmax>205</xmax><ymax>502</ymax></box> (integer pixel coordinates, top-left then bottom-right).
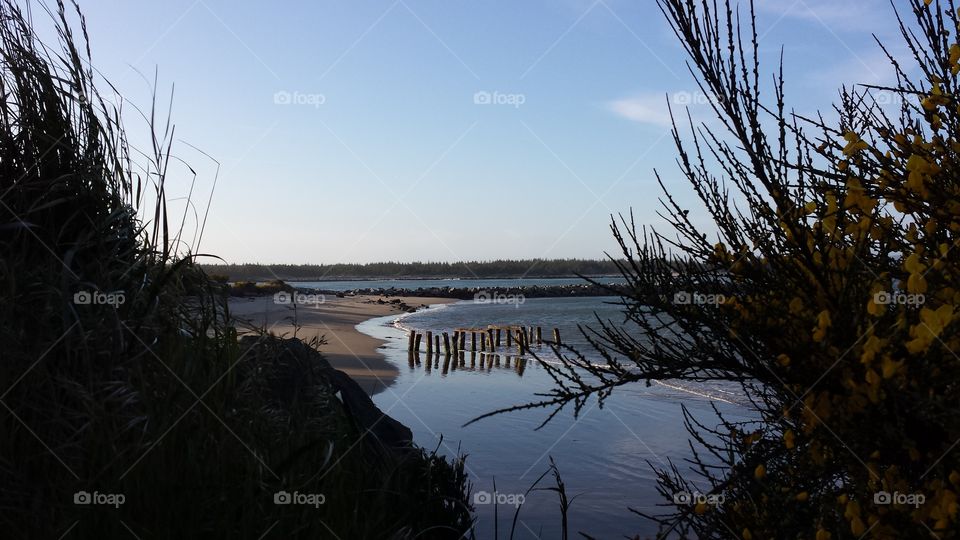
<box><xmin>203</xmin><ymin>259</ymin><xmax>624</xmax><ymax>281</ymax></box>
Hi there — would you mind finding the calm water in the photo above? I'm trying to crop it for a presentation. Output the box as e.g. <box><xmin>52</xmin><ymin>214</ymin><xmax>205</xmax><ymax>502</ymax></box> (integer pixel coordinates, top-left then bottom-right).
<box><xmin>292</xmin><ymin>276</ymin><xmax>624</xmax><ymax>292</ymax></box>
<box><xmin>359</xmin><ymin>297</ymin><xmax>752</xmax><ymax>538</ymax></box>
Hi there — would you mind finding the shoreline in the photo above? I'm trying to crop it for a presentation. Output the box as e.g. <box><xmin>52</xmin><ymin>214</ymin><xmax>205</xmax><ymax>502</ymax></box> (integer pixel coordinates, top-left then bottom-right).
<box><xmin>228</xmin><ymin>295</ymin><xmax>457</xmax><ymax>395</ymax></box>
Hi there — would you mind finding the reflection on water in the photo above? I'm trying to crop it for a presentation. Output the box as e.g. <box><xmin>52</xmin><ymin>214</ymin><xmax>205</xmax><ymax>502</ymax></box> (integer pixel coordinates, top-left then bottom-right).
<box><xmin>407</xmin><ymin>351</ymin><xmax>541</xmax><ymax>377</ymax></box>
<box><xmin>360</xmin><ymin>298</ymin><xmax>755</xmax><ymax>538</ymax></box>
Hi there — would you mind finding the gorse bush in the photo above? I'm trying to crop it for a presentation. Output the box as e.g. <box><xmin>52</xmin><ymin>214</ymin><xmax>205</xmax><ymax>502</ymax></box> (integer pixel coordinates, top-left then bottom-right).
<box><xmin>502</xmin><ymin>0</ymin><xmax>960</xmax><ymax>538</ymax></box>
<box><xmin>0</xmin><ymin>1</ymin><xmax>470</xmax><ymax>538</ymax></box>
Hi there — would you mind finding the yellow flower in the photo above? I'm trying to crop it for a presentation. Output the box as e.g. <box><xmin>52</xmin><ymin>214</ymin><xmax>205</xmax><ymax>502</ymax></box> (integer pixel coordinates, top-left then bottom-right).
<box><xmin>850</xmin><ymin>517</ymin><xmax>866</xmax><ymax>536</ymax></box>
<box><xmin>906</xmin><ymin>305</ymin><xmax>954</xmax><ymax>354</ymax></box>
<box><xmin>784</xmin><ymin>429</ymin><xmax>796</xmax><ymax>449</ymax></box>
<box><xmin>905</xmin><ymin>252</ymin><xmax>925</xmax><ymax>273</ymax></box>
<box><xmin>842</xmin><ymin>132</ymin><xmax>869</xmax><ymax>156</ymax></box>
<box><xmin>881</xmin><ymin>356</ymin><xmax>903</xmax><ymax>379</ymax></box>
<box><xmin>813</xmin><ymin>310</ymin><xmax>832</xmax><ymax>342</ymax></box>
<box><xmin>754</xmin><ymin>464</ymin><xmax>766</xmax><ymax>479</ymax></box>
<box><xmin>860</xmin><ymin>335</ymin><xmax>883</xmax><ymax>365</ymax></box>
<box><xmin>905</xmin><ymin>154</ymin><xmax>935</xmax><ymax>196</ymax></box>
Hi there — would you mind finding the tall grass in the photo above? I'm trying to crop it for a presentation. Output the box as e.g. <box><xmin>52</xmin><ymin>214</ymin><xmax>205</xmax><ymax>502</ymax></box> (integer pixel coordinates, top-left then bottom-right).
<box><xmin>0</xmin><ymin>1</ymin><xmax>471</xmax><ymax>537</ymax></box>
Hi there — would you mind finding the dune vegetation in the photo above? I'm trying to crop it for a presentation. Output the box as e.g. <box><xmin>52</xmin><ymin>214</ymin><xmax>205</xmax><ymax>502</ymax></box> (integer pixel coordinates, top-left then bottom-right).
<box><xmin>0</xmin><ymin>1</ymin><xmax>471</xmax><ymax>538</ymax></box>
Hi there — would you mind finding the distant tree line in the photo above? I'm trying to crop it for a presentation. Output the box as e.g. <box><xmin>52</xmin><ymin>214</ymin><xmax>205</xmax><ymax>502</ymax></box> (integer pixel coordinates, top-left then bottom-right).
<box><xmin>202</xmin><ymin>259</ymin><xmax>624</xmax><ymax>281</ymax></box>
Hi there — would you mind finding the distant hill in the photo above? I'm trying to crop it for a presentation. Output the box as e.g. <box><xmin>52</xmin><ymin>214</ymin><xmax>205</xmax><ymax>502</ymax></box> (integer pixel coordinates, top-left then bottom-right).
<box><xmin>202</xmin><ymin>259</ymin><xmax>623</xmax><ymax>281</ymax></box>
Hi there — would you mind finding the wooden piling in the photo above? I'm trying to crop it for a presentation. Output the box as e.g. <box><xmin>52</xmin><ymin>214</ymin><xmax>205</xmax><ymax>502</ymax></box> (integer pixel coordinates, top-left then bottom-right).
<box><xmin>471</xmin><ymin>331</ymin><xmax>477</xmax><ymax>351</ymax></box>
<box><xmin>506</xmin><ymin>327</ymin><xmax>513</xmax><ymax>347</ymax></box>
<box><xmin>495</xmin><ymin>328</ymin><xmax>502</xmax><ymax>347</ymax></box>
<box><xmin>536</xmin><ymin>327</ymin><xmax>542</xmax><ymax>345</ymax></box>
<box><xmin>434</xmin><ymin>335</ymin><xmax>440</xmax><ymax>355</ymax></box>
<box><xmin>408</xmin><ymin>330</ymin><xmax>416</xmax><ymax>351</ymax></box>
<box><xmin>442</xmin><ymin>332</ymin><xmax>451</xmax><ymax>356</ymax></box>
<box><xmin>414</xmin><ymin>333</ymin><xmax>422</xmax><ymax>352</ymax></box>
<box><xmin>553</xmin><ymin>328</ymin><xmax>561</xmax><ymax>346</ymax></box>
<box><xmin>425</xmin><ymin>331</ymin><xmax>433</xmax><ymax>355</ymax></box>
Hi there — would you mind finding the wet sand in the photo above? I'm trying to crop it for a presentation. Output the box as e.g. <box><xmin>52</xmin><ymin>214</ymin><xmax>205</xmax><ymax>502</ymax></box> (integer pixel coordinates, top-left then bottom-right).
<box><xmin>228</xmin><ymin>295</ymin><xmax>455</xmax><ymax>395</ymax></box>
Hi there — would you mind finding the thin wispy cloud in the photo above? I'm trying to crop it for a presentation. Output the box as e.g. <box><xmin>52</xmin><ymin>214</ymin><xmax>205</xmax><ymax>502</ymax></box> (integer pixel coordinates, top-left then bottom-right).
<box><xmin>607</xmin><ymin>93</ymin><xmax>673</xmax><ymax>126</ymax></box>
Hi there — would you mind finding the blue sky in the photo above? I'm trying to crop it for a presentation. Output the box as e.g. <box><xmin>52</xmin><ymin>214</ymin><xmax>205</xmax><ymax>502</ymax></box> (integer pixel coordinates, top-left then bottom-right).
<box><xmin>67</xmin><ymin>0</ymin><xmax>904</xmax><ymax>264</ymax></box>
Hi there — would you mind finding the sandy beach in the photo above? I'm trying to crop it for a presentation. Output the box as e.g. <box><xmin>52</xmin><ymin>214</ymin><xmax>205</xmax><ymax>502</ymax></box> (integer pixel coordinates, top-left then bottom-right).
<box><xmin>228</xmin><ymin>294</ymin><xmax>456</xmax><ymax>394</ymax></box>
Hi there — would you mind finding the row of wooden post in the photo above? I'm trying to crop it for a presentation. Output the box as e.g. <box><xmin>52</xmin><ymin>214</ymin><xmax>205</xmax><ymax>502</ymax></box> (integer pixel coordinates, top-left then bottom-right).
<box><xmin>410</xmin><ymin>349</ymin><xmax>533</xmax><ymax>376</ymax></box>
<box><xmin>406</xmin><ymin>325</ymin><xmax>560</xmax><ymax>358</ymax></box>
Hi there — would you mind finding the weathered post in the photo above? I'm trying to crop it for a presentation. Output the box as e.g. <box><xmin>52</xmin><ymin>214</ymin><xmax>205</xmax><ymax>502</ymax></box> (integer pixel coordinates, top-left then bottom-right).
<box><xmin>443</xmin><ymin>332</ymin><xmax>451</xmax><ymax>356</ymax></box>
<box><xmin>408</xmin><ymin>330</ymin><xmax>416</xmax><ymax>351</ymax></box>
<box><xmin>434</xmin><ymin>335</ymin><xmax>440</xmax><ymax>356</ymax></box>
<box><xmin>425</xmin><ymin>331</ymin><xmax>433</xmax><ymax>356</ymax></box>
<box><xmin>414</xmin><ymin>333</ymin><xmax>422</xmax><ymax>352</ymax></box>
<box><xmin>471</xmin><ymin>331</ymin><xmax>477</xmax><ymax>351</ymax></box>
<box><xmin>495</xmin><ymin>328</ymin><xmax>502</xmax><ymax>347</ymax></box>
<box><xmin>553</xmin><ymin>328</ymin><xmax>561</xmax><ymax>346</ymax></box>
<box><xmin>536</xmin><ymin>327</ymin><xmax>542</xmax><ymax>346</ymax></box>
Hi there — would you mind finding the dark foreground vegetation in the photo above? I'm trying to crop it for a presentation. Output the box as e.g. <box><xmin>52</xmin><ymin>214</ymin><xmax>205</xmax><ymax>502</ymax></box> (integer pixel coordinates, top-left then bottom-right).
<box><xmin>0</xmin><ymin>1</ymin><xmax>470</xmax><ymax>538</ymax></box>
<box><xmin>495</xmin><ymin>0</ymin><xmax>960</xmax><ymax>538</ymax></box>
<box><xmin>203</xmin><ymin>259</ymin><xmax>622</xmax><ymax>282</ymax></box>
